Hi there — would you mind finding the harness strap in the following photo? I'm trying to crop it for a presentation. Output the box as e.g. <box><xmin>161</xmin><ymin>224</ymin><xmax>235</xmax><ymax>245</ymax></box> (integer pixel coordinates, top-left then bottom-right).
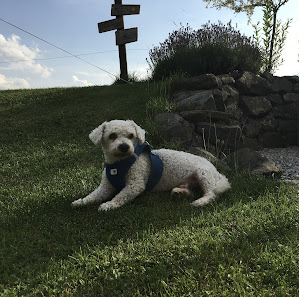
<box><xmin>145</xmin><ymin>150</ymin><xmax>163</xmax><ymax>191</ymax></box>
<box><xmin>105</xmin><ymin>142</ymin><xmax>163</xmax><ymax>192</ymax></box>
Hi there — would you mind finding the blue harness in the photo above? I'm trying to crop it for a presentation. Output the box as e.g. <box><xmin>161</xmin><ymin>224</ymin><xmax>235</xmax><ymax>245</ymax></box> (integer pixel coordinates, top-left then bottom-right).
<box><xmin>105</xmin><ymin>142</ymin><xmax>164</xmax><ymax>192</ymax></box>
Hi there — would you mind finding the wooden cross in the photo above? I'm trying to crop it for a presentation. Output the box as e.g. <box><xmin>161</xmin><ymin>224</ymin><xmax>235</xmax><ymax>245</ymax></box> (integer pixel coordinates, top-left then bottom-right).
<box><xmin>98</xmin><ymin>0</ymin><xmax>140</xmax><ymax>82</ymax></box>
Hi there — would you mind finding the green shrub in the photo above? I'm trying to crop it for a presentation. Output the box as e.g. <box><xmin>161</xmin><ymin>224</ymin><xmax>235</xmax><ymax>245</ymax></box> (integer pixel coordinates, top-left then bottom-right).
<box><xmin>148</xmin><ymin>21</ymin><xmax>262</xmax><ymax>80</ymax></box>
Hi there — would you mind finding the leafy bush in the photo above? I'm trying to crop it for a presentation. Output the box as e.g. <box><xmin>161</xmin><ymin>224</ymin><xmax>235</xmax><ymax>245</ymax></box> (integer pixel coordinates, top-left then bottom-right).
<box><xmin>148</xmin><ymin>21</ymin><xmax>262</xmax><ymax>80</ymax></box>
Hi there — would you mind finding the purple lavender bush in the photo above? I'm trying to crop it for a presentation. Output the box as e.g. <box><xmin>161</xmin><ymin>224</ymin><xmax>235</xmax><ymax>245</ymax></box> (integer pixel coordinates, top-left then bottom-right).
<box><xmin>148</xmin><ymin>21</ymin><xmax>262</xmax><ymax>80</ymax></box>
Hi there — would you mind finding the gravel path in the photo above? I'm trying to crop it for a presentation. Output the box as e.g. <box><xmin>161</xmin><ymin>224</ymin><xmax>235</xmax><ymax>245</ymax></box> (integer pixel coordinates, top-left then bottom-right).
<box><xmin>259</xmin><ymin>146</ymin><xmax>299</xmax><ymax>186</ymax></box>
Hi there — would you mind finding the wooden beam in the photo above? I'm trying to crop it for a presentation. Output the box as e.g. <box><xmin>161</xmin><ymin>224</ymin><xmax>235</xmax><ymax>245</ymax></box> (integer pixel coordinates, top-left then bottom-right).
<box><xmin>118</xmin><ymin>44</ymin><xmax>128</xmax><ymax>81</ymax></box>
<box><xmin>111</xmin><ymin>4</ymin><xmax>140</xmax><ymax>16</ymax></box>
<box><xmin>115</xmin><ymin>0</ymin><xmax>128</xmax><ymax>81</ymax></box>
<box><xmin>115</xmin><ymin>27</ymin><xmax>138</xmax><ymax>45</ymax></box>
<box><xmin>98</xmin><ymin>18</ymin><xmax>123</xmax><ymax>33</ymax></box>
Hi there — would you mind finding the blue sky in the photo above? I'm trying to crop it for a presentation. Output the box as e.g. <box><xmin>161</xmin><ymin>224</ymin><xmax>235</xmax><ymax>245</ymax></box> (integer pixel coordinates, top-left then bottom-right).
<box><xmin>1</xmin><ymin>0</ymin><xmax>298</xmax><ymax>89</ymax></box>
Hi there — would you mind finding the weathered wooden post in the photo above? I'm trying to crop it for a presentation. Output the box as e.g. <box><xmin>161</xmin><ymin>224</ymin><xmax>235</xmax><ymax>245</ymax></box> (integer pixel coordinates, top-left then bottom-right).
<box><xmin>98</xmin><ymin>0</ymin><xmax>140</xmax><ymax>82</ymax></box>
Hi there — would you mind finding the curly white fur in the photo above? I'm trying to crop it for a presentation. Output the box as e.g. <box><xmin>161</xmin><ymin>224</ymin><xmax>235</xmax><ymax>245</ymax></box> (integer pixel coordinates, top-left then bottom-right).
<box><xmin>71</xmin><ymin>120</ymin><xmax>231</xmax><ymax>211</ymax></box>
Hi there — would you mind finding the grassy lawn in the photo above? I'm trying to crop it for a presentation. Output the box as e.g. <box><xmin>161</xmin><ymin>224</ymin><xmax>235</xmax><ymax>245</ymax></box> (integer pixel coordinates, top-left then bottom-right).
<box><xmin>0</xmin><ymin>83</ymin><xmax>298</xmax><ymax>296</ymax></box>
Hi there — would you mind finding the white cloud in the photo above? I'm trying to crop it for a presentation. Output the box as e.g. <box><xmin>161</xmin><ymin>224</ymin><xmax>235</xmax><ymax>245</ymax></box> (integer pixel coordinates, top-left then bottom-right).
<box><xmin>0</xmin><ymin>74</ymin><xmax>30</xmax><ymax>90</ymax></box>
<box><xmin>75</xmin><ymin>71</ymin><xmax>90</xmax><ymax>76</ymax></box>
<box><xmin>72</xmin><ymin>75</ymin><xmax>91</xmax><ymax>86</ymax></box>
<box><xmin>0</xmin><ymin>34</ymin><xmax>53</xmax><ymax>78</ymax></box>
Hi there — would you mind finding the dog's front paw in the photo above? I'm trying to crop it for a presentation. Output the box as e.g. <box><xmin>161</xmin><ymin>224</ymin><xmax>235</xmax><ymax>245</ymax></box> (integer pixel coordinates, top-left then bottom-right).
<box><xmin>98</xmin><ymin>201</ymin><xmax>118</xmax><ymax>211</ymax></box>
<box><xmin>71</xmin><ymin>198</ymin><xmax>83</xmax><ymax>208</ymax></box>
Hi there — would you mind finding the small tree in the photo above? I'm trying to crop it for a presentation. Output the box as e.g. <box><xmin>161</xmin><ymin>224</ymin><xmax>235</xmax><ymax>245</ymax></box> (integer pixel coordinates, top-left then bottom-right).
<box><xmin>147</xmin><ymin>22</ymin><xmax>262</xmax><ymax>79</ymax></box>
<box><xmin>252</xmin><ymin>2</ymin><xmax>291</xmax><ymax>73</ymax></box>
<box><xmin>203</xmin><ymin>0</ymin><xmax>292</xmax><ymax>73</ymax></box>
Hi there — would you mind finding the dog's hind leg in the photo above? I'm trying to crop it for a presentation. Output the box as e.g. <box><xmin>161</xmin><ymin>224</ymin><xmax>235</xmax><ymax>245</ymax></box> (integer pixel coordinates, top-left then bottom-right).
<box><xmin>190</xmin><ymin>169</ymin><xmax>217</xmax><ymax>207</ymax></box>
<box><xmin>171</xmin><ymin>173</ymin><xmax>199</xmax><ymax>199</ymax></box>
<box><xmin>171</xmin><ymin>183</ymin><xmax>192</xmax><ymax>199</ymax></box>
<box><xmin>191</xmin><ymin>191</ymin><xmax>216</xmax><ymax>207</ymax></box>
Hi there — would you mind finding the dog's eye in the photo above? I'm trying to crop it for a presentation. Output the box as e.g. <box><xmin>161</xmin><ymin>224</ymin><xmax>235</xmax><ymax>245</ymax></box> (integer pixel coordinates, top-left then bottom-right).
<box><xmin>109</xmin><ymin>133</ymin><xmax>117</xmax><ymax>140</ymax></box>
<box><xmin>128</xmin><ymin>133</ymin><xmax>134</xmax><ymax>139</ymax></box>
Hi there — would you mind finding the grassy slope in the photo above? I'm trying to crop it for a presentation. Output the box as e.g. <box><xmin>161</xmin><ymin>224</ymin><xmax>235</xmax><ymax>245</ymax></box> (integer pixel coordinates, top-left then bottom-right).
<box><xmin>0</xmin><ymin>84</ymin><xmax>298</xmax><ymax>296</ymax></box>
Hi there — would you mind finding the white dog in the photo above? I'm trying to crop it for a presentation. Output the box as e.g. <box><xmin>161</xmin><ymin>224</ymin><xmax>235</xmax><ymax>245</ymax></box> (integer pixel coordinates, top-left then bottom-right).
<box><xmin>71</xmin><ymin>120</ymin><xmax>230</xmax><ymax>211</ymax></box>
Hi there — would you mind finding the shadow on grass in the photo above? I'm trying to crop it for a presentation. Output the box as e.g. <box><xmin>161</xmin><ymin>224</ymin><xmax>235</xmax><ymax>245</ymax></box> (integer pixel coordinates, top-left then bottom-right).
<box><xmin>0</xmin><ymin>173</ymin><xmax>283</xmax><ymax>287</ymax></box>
<box><xmin>74</xmin><ymin>219</ymin><xmax>298</xmax><ymax>296</ymax></box>
<box><xmin>1</xmin><ymin>192</ymin><xmax>195</xmax><ymax>289</ymax></box>
<box><xmin>1</xmin><ymin>173</ymin><xmax>298</xmax><ymax>296</ymax></box>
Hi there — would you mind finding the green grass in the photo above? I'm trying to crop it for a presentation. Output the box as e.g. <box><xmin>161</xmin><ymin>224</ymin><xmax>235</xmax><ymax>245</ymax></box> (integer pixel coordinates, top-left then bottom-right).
<box><xmin>0</xmin><ymin>83</ymin><xmax>298</xmax><ymax>296</ymax></box>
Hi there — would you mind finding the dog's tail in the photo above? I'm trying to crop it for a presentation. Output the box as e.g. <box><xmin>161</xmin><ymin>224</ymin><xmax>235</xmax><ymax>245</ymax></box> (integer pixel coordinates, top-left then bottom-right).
<box><xmin>214</xmin><ymin>173</ymin><xmax>231</xmax><ymax>195</ymax></box>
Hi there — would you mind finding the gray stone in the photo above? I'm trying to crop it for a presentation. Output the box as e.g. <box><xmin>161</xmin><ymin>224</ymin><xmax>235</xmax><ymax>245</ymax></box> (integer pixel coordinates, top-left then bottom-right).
<box><xmin>267</xmin><ymin>93</ymin><xmax>283</xmax><ymax>106</ymax></box>
<box><xmin>283</xmin><ymin>76</ymin><xmax>299</xmax><ymax>83</ymax></box>
<box><xmin>236</xmin><ymin>71</ymin><xmax>272</xmax><ymax>95</ymax></box>
<box><xmin>155</xmin><ymin>113</ymin><xmax>194</xmax><ymax>146</ymax></box>
<box><xmin>189</xmin><ymin>147</ymin><xmax>232</xmax><ymax>172</ymax></box>
<box><xmin>213</xmin><ymin>89</ymin><xmax>226</xmax><ymax>111</ymax></box>
<box><xmin>171</xmin><ymin>90</ymin><xmax>216</xmax><ymax>111</ymax></box>
<box><xmin>218</xmin><ymin>74</ymin><xmax>235</xmax><ymax>85</ymax></box>
<box><xmin>225</xmin><ymin>103</ymin><xmax>238</xmax><ymax>114</ymax></box>
<box><xmin>227</xmin><ymin>107</ymin><xmax>243</xmax><ymax>120</ymax></box>
<box><xmin>243</xmin><ymin>119</ymin><xmax>262</xmax><ymax>137</ymax></box>
<box><xmin>240</xmin><ymin>96</ymin><xmax>272</xmax><ymax>117</ymax></box>
<box><xmin>261</xmin><ymin>116</ymin><xmax>278</xmax><ymax>132</ymax></box>
<box><xmin>284</xmin><ymin>133</ymin><xmax>298</xmax><ymax>146</ymax></box>
<box><xmin>278</xmin><ymin>120</ymin><xmax>298</xmax><ymax>133</ymax></box>
<box><xmin>241</xmin><ymin>137</ymin><xmax>262</xmax><ymax>150</ymax></box>
<box><xmin>230</xmin><ymin>70</ymin><xmax>243</xmax><ymax>80</ymax></box>
<box><xmin>261</xmin><ymin>71</ymin><xmax>274</xmax><ymax>83</ymax></box>
<box><xmin>222</xmin><ymin>85</ymin><xmax>239</xmax><ymax>105</ymax></box>
<box><xmin>223</xmin><ymin>85</ymin><xmax>240</xmax><ymax>116</ymax></box>
<box><xmin>180</xmin><ymin>110</ymin><xmax>234</xmax><ymax>124</ymax></box>
<box><xmin>271</xmin><ymin>76</ymin><xmax>293</xmax><ymax>93</ymax></box>
<box><xmin>272</xmin><ymin>103</ymin><xmax>298</xmax><ymax>119</ymax></box>
<box><xmin>183</xmin><ymin>74</ymin><xmax>222</xmax><ymax>90</ymax></box>
<box><xmin>161</xmin><ymin>73</ymin><xmax>299</xmax><ymax>151</ymax></box>
<box><xmin>195</xmin><ymin>122</ymin><xmax>242</xmax><ymax>150</ymax></box>
<box><xmin>225</xmin><ymin>93</ymin><xmax>243</xmax><ymax>117</ymax></box>
<box><xmin>284</xmin><ymin>93</ymin><xmax>299</xmax><ymax>102</ymax></box>
<box><xmin>259</xmin><ymin>133</ymin><xmax>288</xmax><ymax>148</ymax></box>
<box><xmin>259</xmin><ymin>146</ymin><xmax>299</xmax><ymax>184</ymax></box>
<box><xmin>188</xmin><ymin>147</ymin><xmax>217</xmax><ymax>161</ymax></box>
<box><xmin>226</xmin><ymin>148</ymin><xmax>281</xmax><ymax>175</ymax></box>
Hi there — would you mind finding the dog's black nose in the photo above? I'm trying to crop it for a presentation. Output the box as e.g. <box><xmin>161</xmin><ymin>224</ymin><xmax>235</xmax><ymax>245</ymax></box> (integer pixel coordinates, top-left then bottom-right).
<box><xmin>118</xmin><ymin>143</ymin><xmax>130</xmax><ymax>153</ymax></box>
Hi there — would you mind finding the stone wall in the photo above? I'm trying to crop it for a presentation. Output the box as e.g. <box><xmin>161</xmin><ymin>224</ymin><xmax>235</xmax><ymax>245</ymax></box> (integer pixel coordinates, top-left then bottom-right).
<box><xmin>155</xmin><ymin>72</ymin><xmax>299</xmax><ymax>151</ymax></box>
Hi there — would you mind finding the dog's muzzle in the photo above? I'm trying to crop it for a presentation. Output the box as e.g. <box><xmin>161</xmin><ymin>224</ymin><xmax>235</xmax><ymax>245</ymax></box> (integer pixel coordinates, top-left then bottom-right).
<box><xmin>118</xmin><ymin>143</ymin><xmax>130</xmax><ymax>153</ymax></box>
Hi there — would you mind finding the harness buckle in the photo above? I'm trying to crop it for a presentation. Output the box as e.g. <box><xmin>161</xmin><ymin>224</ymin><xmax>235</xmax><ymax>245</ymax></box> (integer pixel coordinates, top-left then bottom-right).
<box><xmin>110</xmin><ymin>168</ymin><xmax>118</xmax><ymax>175</ymax></box>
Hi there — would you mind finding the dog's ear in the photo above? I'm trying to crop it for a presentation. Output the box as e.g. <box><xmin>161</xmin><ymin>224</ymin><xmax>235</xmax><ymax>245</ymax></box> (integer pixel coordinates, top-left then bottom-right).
<box><xmin>128</xmin><ymin>120</ymin><xmax>145</xmax><ymax>144</ymax></box>
<box><xmin>89</xmin><ymin>122</ymin><xmax>106</xmax><ymax>145</ymax></box>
